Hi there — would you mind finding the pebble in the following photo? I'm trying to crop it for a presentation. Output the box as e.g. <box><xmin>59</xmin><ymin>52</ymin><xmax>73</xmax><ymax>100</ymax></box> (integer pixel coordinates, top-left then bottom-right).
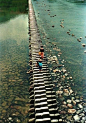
<box><xmin>68</xmin><ymin>109</ymin><xmax>76</xmax><ymax>114</ymax></box>
<box><xmin>67</xmin><ymin>99</ymin><xmax>72</xmax><ymax>103</ymax></box>
<box><xmin>73</xmin><ymin>115</ymin><xmax>80</xmax><ymax>121</ymax></box>
<box><xmin>80</xmin><ymin>37</ymin><xmax>82</xmax><ymax>39</ymax></box>
<box><xmin>72</xmin><ymin>100</ymin><xmax>76</xmax><ymax>105</ymax></box>
<box><xmin>82</xmin><ymin>43</ymin><xmax>86</xmax><ymax>47</ymax></box>
<box><xmin>63</xmin><ymin>89</ymin><xmax>69</xmax><ymax>93</ymax></box>
<box><xmin>60</xmin><ymin>110</ymin><xmax>66</xmax><ymax>114</ymax></box>
<box><xmin>67</xmin><ymin>104</ymin><xmax>73</xmax><ymax>108</ymax></box>
<box><xmin>69</xmin><ymin>89</ymin><xmax>73</xmax><ymax>94</ymax></box>
<box><xmin>78</xmin><ymin>104</ymin><xmax>83</xmax><ymax>109</ymax></box>
<box><xmin>84</xmin><ymin>50</ymin><xmax>86</xmax><ymax>53</ymax></box>
<box><xmin>62</xmin><ymin>101</ymin><xmax>66</xmax><ymax>105</ymax></box>
<box><xmin>56</xmin><ymin>90</ymin><xmax>63</xmax><ymax>95</ymax></box>
<box><xmin>75</xmin><ymin>99</ymin><xmax>80</xmax><ymax>103</ymax></box>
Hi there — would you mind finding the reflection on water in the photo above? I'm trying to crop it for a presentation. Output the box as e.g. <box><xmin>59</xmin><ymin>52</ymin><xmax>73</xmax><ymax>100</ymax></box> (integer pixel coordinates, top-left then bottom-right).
<box><xmin>32</xmin><ymin>0</ymin><xmax>86</xmax><ymax>102</ymax></box>
<box><xmin>0</xmin><ymin>15</ymin><xmax>28</xmax><ymax>45</ymax></box>
<box><xmin>0</xmin><ymin>14</ymin><xmax>29</xmax><ymax>122</ymax></box>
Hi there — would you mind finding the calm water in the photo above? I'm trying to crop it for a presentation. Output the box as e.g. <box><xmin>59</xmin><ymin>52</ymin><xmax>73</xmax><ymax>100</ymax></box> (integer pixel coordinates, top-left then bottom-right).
<box><xmin>32</xmin><ymin>0</ymin><xmax>86</xmax><ymax>101</ymax></box>
<box><xmin>0</xmin><ymin>13</ymin><xmax>29</xmax><ymax>122</ymax></box>
<box><xmin>0</xmin><ymin>0</ymin><xmax>86</xmax><ymax>122</ymax></box>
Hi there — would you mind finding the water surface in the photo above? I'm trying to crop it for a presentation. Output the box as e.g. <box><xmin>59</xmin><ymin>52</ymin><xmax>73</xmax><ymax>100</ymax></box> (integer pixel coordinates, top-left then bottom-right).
<box><xmin>0</xmin><ymin>13</ymin><xmax>29</xmax><ymax>122</ymax></box>
<box><xmin>32</xmin><ymin>0</ymin><xmax>86</xmax><ymax>102</ymax></box>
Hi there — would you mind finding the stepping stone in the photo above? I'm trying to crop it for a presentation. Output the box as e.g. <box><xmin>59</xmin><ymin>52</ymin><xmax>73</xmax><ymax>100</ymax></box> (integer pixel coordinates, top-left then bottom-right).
<box><xmin>36</xmin><ymin>112</ymin><xmax>49</xmax><ymax>116</ymax></box>
<box><xmin>29</xmin><ymin>118</ymin><xmax>35</xmax><ymax>122</ymax></box>
<box><xmin>49</xmin><ymin>108</ymin><xmax>58</xmax><ymax>112</ymax></box>
<box><xmin>35</xmin><ymin>102</ymin><xmax>47</xmax><ymax>107</ymax></box>
<box><xmin>45</xmin><ymin>84</ymin><xmax>53</xmax><ymax>88</ymax></box>
<box><xmin>50</xmin><ymin>113</ymin><xmax>60</xmax><ymax>118</ymax></box>
<box><xmin>33</xmin><ymin>68</ymin><xmax>40</xmax><ymax>71</ymax></box>
<box><xmin>34</xmin><ymin>79</ymin><xmax>44</xmax><ymax>82</ymax></box>
<box><xmin>44</xmin><ymin>81</ymin><xmax>52</xmax><ymax>84</ymax></box>
<box><xmin>34</xmin><ymin>82</ymin><xmax>44</xmax><ymax>85</ymax></box>
<box><xmin>46</xmin><ymin>95</ymin><xmax>56</xmax><ymax>99</ymax></box>
<box><xmin>35</xmin><ymin>106</ymin><xmax>49</xmax><ymax>113</ymax></box>
<box><xmin>51</xmin><ymin>119</ymin><xmax>59</xmax><ymax>123</ymax></box>
<box><xmin>36</xmin><ymin>112</ymin><xmax>50</xmax><ymax>119</ymax></box>
<box><xmin>29</xmin><ymin>90</ymin><xmax>34</xmax><ymax>95</ymax></box>
<box><xmin>35</xmin><ymin>97</ymin><xmax>47</xmax><ymax>102</ymax></box>
<box><xmin>44</xmin><ymin>78</ymin><xmax>52</xmax><ymax>81</ymax></box>
<box><xmin>35</xmin><ymin>93</ymin><xmax>46</xmax><ymax>98</ymax></box>
<box><xmin>36</xmin><ymin>118</ymin><xmax>51</xmax><ymax>123</ymax></box>
<box><xmin>48</xmin><ymin>103</ymin><xmax>57</xmax><ymax>108</ymax></box>
<box><xmin>29</xmin><ymin>94</ymin><xmax>34</xmax><ymax>99</ymax></box>
<box><xmin>34</xmin><ymin>86</ymin><xmax>45</xmax><ymax>90</ymax></box>
<box><xmin>34</xmin><ymin>73</ymin><xmax>43</xmax><ymax>76</ymax></box>
<box><xmin>47</xmin><ymin>99</ymin><xmax>57</xmax><ymax>104</ymax></box>
<box><xmin>43</xmin><ymin>75</ymin><xmax>51</xmax><ymax>78</ymax></box>
<box><xmin>34</xmin><ymin>89</ymin><xmax>46</xmax><ymax>94</ymax></box>
<box><xmin>34</xmin><ymin>83</ymin><xmax>45</xmax><ymax>87</ymax></box>
<box><xmin>33</xmin><ymin>76</ymin><xmax>44</xmax><ymax>79</ymax></box>
<box><xmin>45</xmin><ymin>88</ymin><xmax>53</xmax><ymax>91</ymax></box>
<box><xmin>46</xmin><ymin>91</ymin><xmax>55</xmax><ymax>94</ymax></box>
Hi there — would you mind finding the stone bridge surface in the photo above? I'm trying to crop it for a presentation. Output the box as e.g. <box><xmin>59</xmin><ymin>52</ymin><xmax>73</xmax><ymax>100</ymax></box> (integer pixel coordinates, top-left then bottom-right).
<box><xmin>28</xmin><ymin>0</ymin><xmax>62</xmax><ymax>122</ymax></box>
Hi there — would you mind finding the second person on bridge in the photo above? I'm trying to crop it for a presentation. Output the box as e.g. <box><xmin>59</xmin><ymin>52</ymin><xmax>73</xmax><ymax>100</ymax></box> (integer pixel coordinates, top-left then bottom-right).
<box><xmin>36</xmin><ymin>57</ymin><xmax>43</xmax><ymax>71</ymax></box>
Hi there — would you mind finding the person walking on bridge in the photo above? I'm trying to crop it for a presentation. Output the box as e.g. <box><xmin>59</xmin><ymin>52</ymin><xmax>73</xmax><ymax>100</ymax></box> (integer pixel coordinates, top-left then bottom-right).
<box><xmin>39</xmin><ymin>46</ymin><xmax>44</xmax><ymax>59</ymax></box>
<box><xmin>36</xmin><ymin>57</ymin><xmax>43</xmax><ymax>71</ymax></box>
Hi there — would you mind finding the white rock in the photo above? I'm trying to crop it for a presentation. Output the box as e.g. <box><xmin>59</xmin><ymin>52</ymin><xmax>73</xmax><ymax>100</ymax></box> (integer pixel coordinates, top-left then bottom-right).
<box><xmin>63</xmin><ymin>89</ymin><xmax>69</xmax><ymax>93</ymax></box>
<box><xmin>78</xmin><ymin>104</ymin><xmax>83</xmax><ymax>109</ymax></box>
<box><xmin>56</xmin><ymin>91</ymin><xmax>63</xmax><ymax>94</ymax></box>
<box><xmin>65</xmin><ymin>73</ymin><xmax>68</xmax><ymax>76</ymax></box>
<box><xmin>73</xmin><ymin>115</ymin><xmax>80</xmax><ymax>121</ymax></box>
<box><xmin>82</xmin><ymin>117</ymin><xmax>86</xmax><ymax>121</ymax></box>
<box><xmin>71</xmin><ymin>97</ymin><xmax>75</xmax><ymax>100</ymax></box>
<box><xmin>68</xmin><ymin>109</ymin><xmax>76</xmax><ymax>114</ymax></box>
<box><xmin>75</xmin><ymin>99</ymin><xmax>80</xmax><ymax>103</ymax></box>
<box><xmin>53</xmin><ymin>56</ymin><xmax>57</xmax><ymax>61</ymax></box>
<box><xmin>72</xmin><ymin>100</ymin><xmax>76</xmax><ymax>105</ymax></box>
<box><xmin>67</xmin><ymin>99</ymin><xmax>71</xmax><ymax>103</ymax></box>
<box><xmin>69</xmin><ymin>89</ymin><xmax>73</xmax><ymax>94</ymax></box>
<box><xmin>67</xmin><ymin>103</ymin><xmax>73</xmax><ymax>108</ymax></box>
<box><xmin>8</xmin><ymin>117</ymin><xmax>12</xmax><ymax>120</ymax></box>
<box><xmin>84</xmin><ymin>50</ymin><xmax>86</xmax><ymax>53</ymax></box>
<box><xmin>80</xmin><ymin>37</ymin><xmax>82</xmax><ymax>39</ymax></box>
<box><xmin>62</xmin><ymin>101</ymin><xmax>66</xmax><ymax>105</ymax></box>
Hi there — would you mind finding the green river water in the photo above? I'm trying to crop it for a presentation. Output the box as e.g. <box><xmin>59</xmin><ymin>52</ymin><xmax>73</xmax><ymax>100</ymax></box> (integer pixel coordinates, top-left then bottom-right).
<box><xmin>0</xmin><ymin>0</ymin><xmax>86</xmax><ymax>122</ymax></box>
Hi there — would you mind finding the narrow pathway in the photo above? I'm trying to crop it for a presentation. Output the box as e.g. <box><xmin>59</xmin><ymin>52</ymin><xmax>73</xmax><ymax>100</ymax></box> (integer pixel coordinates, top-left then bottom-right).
<box><xmin>28</xmin><ymin>0</ymin><xmax>62</xmax><ymax>122</ymax></box>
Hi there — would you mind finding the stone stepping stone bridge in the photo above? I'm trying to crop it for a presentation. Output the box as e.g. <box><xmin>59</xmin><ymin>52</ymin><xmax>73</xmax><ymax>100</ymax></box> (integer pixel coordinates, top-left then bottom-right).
<box><xmin>28</xmin><ymin>0</ymin><xmax>62</xmax><ymax>122</ymax></box>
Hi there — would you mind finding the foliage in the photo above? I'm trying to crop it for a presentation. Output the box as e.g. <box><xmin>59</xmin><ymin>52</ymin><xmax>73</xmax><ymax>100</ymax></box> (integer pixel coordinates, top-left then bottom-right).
<box><xmin>0</xmin><ymin>0</ymin><xmax>28</xmax><ymax>13</ymax></box>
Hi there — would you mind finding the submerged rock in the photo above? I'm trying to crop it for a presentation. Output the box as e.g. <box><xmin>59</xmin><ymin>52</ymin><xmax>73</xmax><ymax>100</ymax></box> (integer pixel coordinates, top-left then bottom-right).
<box><xmin>78</xmin><ymin>104</ymin><xmax>83</xmax><ymax>109</ymax></box>
<box><xmin>82</xmin><ymin>43</ymin><xmax>86</xmax><ymax>47</ymax></box>
<box><xmin>67</xmin><ymin>99</ymin><xmax>71</xmax><ymax>103</ymax></box>
<box><xmin>56</xmin><ymin>90</ymin><xmax>63</xmax><ymax>95</ymax></box>
<box><xmin>67</xmin><ymin>104</ymin><xmax>73</xmax><ymax>108</ymax></box>
<box><xmin>73</xmin><ymin>115</ymin><xmax>80</xmax><ymax>121</ymax></box>
<box><xmin>68</xmin><ymin>109</ymin><xmax>76</xmax><ymax>114</ymax></box>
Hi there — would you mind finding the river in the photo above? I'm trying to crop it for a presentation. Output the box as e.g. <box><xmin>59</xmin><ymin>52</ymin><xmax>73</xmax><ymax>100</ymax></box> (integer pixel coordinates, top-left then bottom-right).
<box><xmin>0</xmin><ymin>0</ymin><xmax>86</xmax><ymax>122</ymax></box>
<box><xmin>0</xmin><ymin>10</ymin><xmax>29</xmax><ymax>123</ymax></box>
<box><xmin>32</xmin><ymin>0</ymin><xmax>86</xmax><ymax>101</ymax></box>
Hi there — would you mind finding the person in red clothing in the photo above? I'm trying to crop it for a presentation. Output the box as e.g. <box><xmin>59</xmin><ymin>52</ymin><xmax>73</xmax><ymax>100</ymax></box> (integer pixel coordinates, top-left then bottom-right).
<box><xmin>39</xmin><ymin>46</ymin><xmax>44</xmax><ymax>59</ymax></box>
